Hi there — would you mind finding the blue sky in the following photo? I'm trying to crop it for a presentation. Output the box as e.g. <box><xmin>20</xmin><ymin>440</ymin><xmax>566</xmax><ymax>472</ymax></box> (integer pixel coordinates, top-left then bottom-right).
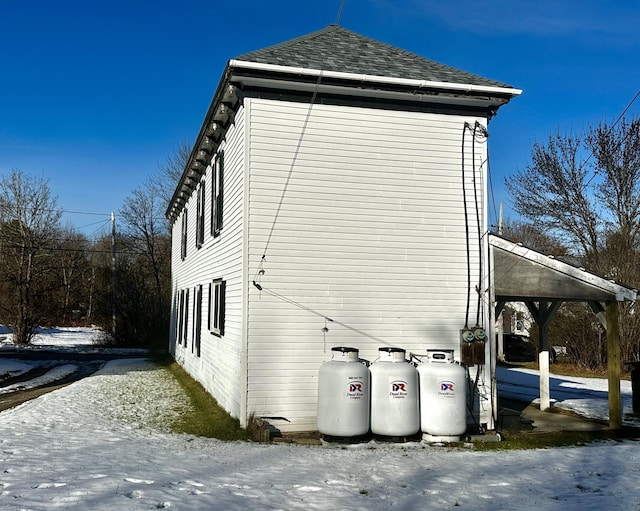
<box><xmin>1</xmin><ymin>0</ymin><xmax>639</xmax><ymax>237</ymax></box>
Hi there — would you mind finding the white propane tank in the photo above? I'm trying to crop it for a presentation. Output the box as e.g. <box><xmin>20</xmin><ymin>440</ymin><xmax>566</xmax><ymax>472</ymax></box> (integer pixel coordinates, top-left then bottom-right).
<box><xmin>317</xmin><ymin>347</ymin><xmax>370</xmax><ymax>438</ymax></box>
<box><xmin>418</xmin><ymin>350</ymin><xmax>467</xmax><ymax>442</ymax></box>
<box><xmin>370</xmin><ymin>347</ymin><xmax>420</xmax><ymax>437</ymax></box>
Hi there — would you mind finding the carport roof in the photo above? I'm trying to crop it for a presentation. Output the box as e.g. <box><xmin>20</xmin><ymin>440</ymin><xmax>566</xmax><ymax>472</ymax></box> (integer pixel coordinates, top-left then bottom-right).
<box><xmin>490</xmin><ymin>234</ymin><xmax>637</xmax><ymax>303</ymax></box>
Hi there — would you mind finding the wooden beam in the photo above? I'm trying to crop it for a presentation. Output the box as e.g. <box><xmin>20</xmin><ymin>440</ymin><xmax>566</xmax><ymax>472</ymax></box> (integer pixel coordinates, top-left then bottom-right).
<box><xmin>525</xmin><ymin>301</ymin><xmax>540</xmax><ymax>324</ymax></box>
<box><xmin>589</xmin><ymin>301</ymin><xmax>607</xmax><ymax>329</ymax></box>
<box><xmin>606</xmin><ymin>301</ymin><xmax>622</xmax><ymax>429</ymax></box>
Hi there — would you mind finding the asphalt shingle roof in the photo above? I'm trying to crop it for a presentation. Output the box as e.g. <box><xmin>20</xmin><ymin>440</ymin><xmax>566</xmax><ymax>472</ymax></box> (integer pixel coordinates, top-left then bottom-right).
<box><xmin>234</xmin><ymin>24</ymin><xmax>513</xmax><ymax>89</ymax></box>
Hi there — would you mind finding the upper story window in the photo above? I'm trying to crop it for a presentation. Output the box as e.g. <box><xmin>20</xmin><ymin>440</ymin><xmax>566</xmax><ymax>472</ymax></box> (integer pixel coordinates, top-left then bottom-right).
<box><xmin>180</xmin><ymin>208</ymin><xmax>188</xmax><ymax>260</ymax></box>
<box><xmin>211</xmin><ymin>151</ymin><xmax>224</xmax><ymax>238</ymax></box>
<box><xmin>196</xmin><ymin>180</ymin><xmax>205</xmax><ymax>249</ymax></box>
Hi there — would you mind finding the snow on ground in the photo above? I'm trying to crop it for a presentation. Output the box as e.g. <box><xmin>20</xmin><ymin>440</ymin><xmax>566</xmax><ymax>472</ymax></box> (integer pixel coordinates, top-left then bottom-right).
<box><xmin>0</xmin><ymin>329</ymin><xmax>639</xmax><ymax>510</ymax></box>
<box><xmin>0</xmin><ymin>325</ymin><xmax>104</xmax><ymax>347</ymax></box>
<box><xmin>30</xmin><ymin>326</ymin><xmax>104</xmax><ymax>346</ymax></box>
<box><xmin>497</xmin><ymin>365</ymin><xmax>638</xmax><ymax>425</ymax></box>
<box><xmin>0</xmin><ymin>359</ymin><xmax>34</xmax><ymax>381</ymax></box>
<box><xmin>0</xmin><ymin>364</ymin><xmax>78</xmax><ymax>394</ymax></box>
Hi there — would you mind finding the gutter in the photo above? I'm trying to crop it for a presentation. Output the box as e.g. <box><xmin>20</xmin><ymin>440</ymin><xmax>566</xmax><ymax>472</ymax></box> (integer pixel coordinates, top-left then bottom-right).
<box><xmin>165</xmin><ymin>65</ymin><xmax>234</xmax><ymax>220</ymax></box>
<box><xmin>166</xmin><ymin>60</ymin><xmax>522</xmax><ymax>221</ymax></box>
<box><xmin>228</xmin><ymin>59</ymin><xmax>522</xmax><ymax>98</ymax></box>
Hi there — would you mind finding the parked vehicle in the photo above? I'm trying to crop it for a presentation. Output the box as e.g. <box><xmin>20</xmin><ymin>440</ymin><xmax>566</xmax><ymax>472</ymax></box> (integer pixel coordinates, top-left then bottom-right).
<box><xmin>500</xmin><ymin>334</ymin><xmax>557</xmax><ymax>364</ymax></box>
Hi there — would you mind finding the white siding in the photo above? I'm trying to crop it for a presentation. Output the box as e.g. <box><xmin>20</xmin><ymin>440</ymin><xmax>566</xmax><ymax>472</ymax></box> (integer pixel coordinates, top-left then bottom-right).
<box><xmin>169</xmin><ymin>106</ymin><xmax>246</xmax><ymax>419</ymax></box>
<box><xmin>245</xmin><ymin>99</ymin><xmax>489</xmax><ymax>431</ymax></box>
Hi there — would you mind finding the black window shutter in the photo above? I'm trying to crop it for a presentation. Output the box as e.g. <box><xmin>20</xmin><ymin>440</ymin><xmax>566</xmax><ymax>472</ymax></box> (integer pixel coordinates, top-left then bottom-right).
<box><xmin>219</xmin><ymin>280</ymin><xmax>226</xmax><ymax>336</ymax></box>
<box><xmin>217</xmin><ymin>151</ymin><xmax>224</xmax><ymax>235</ymax></box>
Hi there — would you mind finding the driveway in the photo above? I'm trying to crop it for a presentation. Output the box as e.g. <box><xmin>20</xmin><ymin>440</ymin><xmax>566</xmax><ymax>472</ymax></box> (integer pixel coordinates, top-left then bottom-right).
<box><xmin>0</xmin><ymin>348</ymin><xmax>149</xmax><ymax>412</ymax></box>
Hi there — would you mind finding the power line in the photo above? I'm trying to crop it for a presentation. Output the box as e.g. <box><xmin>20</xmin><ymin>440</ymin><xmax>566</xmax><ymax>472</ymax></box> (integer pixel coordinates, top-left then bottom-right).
<box><xmin>580</xmin><ymin>88</ymin><xmax>640</xmax><ymax>189</ymax></box>
<box><xmin>59</xmin><ymin>209</ymin><xmax>113</xmax><ymax>216</ymax></box>
<box><xmin>259</xmin><ymin>13</ymin><xmax>347</xmax><ymax>267</ymax></box>
<box><xmin>335</xmin><ymin>0</ymin><xmax>347</xmax><ymax>25</ymax></box>
<box><xmin>0</xmin><ymin>243</ymin><xmax>149</xmax><ymax>256</ymax></box>
<box><xmin>0</xmin><ymin>205</ymin><xmax>112</xmax><ymax>217</ymax></box>
<box><xmin>64</xmin><ymin>218</ymin><xmax>112</xmax><ymax>233</ymax></box>
<box><xmin>498</xmin><ymin>89</ymin><xmax>640</xmax><ymax>216</ymax></box>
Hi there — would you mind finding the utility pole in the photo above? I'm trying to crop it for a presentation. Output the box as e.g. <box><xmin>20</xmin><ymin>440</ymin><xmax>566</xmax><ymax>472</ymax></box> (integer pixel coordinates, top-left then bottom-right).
<box><xmin>111</xmin><ymin>212</ymin><xmax>116</xmax><ymax>340</ymax></box>
<box><xmin>498</xmin><ymin>203</ymin><xmax>504</xmax><ymax>235</ymax></box>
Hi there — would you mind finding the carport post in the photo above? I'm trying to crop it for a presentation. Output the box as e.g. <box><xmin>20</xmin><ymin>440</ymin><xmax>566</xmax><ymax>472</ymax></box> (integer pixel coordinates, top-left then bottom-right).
<box><xmin>606</xmin><ymin>301</ymin><xmax>622</xmax><ymax>429</ymax></box>
<box><xmin>526</xmin><ymin>300</ymin><xmax>561</xmax><ymax>411</ymax></box>
<box><xmin>539</xmin><ymin>330</ymin><xmax>550</xmax><ymax>411</ymax></box>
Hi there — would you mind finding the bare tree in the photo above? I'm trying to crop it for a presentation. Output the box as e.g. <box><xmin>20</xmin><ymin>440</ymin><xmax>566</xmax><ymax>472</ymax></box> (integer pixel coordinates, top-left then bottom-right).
<box><xmin>501</xmin><ymin>219</ymin><xmax>570</xmax><ymax>258</ymax></box>
<box><xmin>150</xmin><ymin>140</ymin><xmax>191</xmax><ymax>207</ymax></box>
<box><xmin>109</xmin><ymin>140</ymin><xmax>187</xmax><ymax>346</ymax></box>
<box><xmin>506</xmin><ymin>118</ymin><xmax>640</xmax><ymax>366</ymax></box>
<box><xmin>53</xmin><ymin>230</ymin><xmax>92</xmax><ymax>324</ymax></box>
<box><xmin>507</xmin><ymin>119</ymin><xmax>640</xmax><ymax>271</ymax></box>
<box><xmin>119</xmin><ymin>183</ymin><xmax>171</xmax><ymax>307</ymax></box>
<box><xmin>589</xmin><ymin>118</ymin><xmax>640</xmax><ymax>245</ymax></box>
<box><xmin>0</xmin><ymin>170</ymin><xmax>62</xmax><ymax>344</ymax></box>
<box><xmin>506</xmin><ymin>131</ymin><xmax>600</xmax><ymax>259</ymax></box>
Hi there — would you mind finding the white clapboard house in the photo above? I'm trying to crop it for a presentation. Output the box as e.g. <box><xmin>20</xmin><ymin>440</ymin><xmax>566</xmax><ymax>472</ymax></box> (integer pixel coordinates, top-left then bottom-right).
<box><xmin>166</xmin><ymin>25</ymin><xmax>522</xmax><ymax>433</ymax></box>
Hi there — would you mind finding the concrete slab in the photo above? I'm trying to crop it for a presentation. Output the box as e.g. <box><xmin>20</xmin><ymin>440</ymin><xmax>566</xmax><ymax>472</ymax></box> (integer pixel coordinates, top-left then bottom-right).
<box><xmin>498</xmin><ymin>396</ymin><xmax>609</xmax><ymax>433</ymax></box>
<box><xmin>519</xmin><ymin>404</ymin><xmax>609</xmax><ymax>432</ymax></box>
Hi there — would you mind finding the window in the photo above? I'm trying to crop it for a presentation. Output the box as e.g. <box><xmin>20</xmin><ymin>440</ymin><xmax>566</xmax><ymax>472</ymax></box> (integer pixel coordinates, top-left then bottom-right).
<box><xmin>176</xmin><ymin>288</ymin><xmax>189</xmax><ymax>346</ymax></box>
<box><xmin>209</xmin><ymin>279</ymin><xmax>226</xmax><ymax>336</ymax></box>
<box><xmin>181</xmin><ymin>209</ymin><xmax>188</xmax><ymax>260</ymax></box>
<box><xmin>194</xmin><ymin>285</ymin><xmax>203</xmax><ymax>357</ymax></box>
<box><xmin>175</xmin><ymin>291</ymin><xmax>183</xmax><ymax>345</ymax></box>
<box><xmin>211</xmin><ymin>151</ymin><xmax>224</xmax><ymax>238</ymax></box>
<box><xmin>182</xmin><ymin>288</ymin><xmax>189</xmax><ymax>345</ymax></box>
<box><xmin>196</xmin><ymin>180</ymin><xmax>205</xmax><ymax>249</ymax></box>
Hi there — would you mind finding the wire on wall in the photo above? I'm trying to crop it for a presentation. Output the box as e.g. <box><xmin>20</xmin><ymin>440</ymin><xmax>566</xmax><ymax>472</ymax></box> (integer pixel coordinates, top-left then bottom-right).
<box><xmin>255</xmin><ymin>5</ymin><xmax>346</xmax><ymax>285</ymax></box>
<box><xmin>471</xmin><ymin>121</ymin><xmax>489</xmax><ymax>327</ymax></box>
<box><xmin>461</xmin><ymin>123</ymin><xmax>472</xmax><ymax>328</ymax></box>
<box><xmin>251</xmin><ymin>279</ymin><xmax>392</xmax><ymax>347</ymax></box>
<box><xmin>461</xmin><ymin>121</ymin><xmax>489</xmax><ymax>329</ymax></box>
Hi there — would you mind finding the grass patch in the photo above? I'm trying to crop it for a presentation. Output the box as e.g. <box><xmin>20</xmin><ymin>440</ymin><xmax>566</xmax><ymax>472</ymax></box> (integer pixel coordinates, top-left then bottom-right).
<box><xmin>160</xmin><ymin>358</ymin><xmax>250</xmax><ymax>441</ymax></box>
<box><xmin>472</xmin><ymin>428</ymin><xmax>640</xmax><ymax>451</ymax></box>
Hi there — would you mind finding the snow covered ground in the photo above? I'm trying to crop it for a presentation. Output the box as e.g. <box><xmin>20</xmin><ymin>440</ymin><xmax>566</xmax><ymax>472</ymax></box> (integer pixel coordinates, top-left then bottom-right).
<box><xmin>0</xmin><ymin>325</ymin><xmax>104</xmax><ymax>347</ymax></box>
<box><xmin>0</xmin><ymin>328</ymin><xmax>639</xmax><ymax>510</ymax></box>
<box><xmin>497</xmin><ymin>365</ymin><xmax>638</xmax><ymax>426</ymax></box>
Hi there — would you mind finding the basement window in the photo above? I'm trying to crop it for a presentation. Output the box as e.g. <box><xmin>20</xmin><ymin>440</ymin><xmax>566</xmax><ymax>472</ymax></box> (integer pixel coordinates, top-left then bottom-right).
<box><xmin>209</xmin><ymin>279</ymin><xmax>226</xmax><ymax>336</ymax></box>
<box><xmin>211</xmin><ymin>151</ymin><xmax>224</xmax><ymax>238</ymax></box>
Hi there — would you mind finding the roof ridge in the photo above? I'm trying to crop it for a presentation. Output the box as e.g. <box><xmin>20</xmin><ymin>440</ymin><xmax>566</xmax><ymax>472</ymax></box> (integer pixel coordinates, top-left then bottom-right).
<box><xmin>233</xmin><ymin>24</ymin><xmax>514</xmax><ymax>90</ymax></box>
<box><xmin>234</xmin><ymin>24</ymin><xmax>339</xmax><ymax>59</ymax></box>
